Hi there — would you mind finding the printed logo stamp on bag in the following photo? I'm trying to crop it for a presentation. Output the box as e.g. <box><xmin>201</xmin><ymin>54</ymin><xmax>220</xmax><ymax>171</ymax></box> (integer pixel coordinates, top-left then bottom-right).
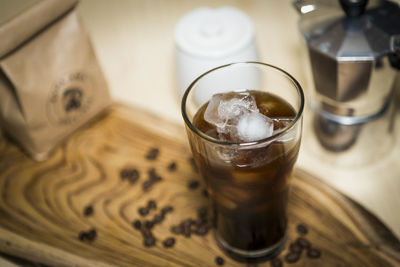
<box><xmin>47</xmin><ymin>72</ymin><xmax>94</xmax><ymax>125</ymax></box>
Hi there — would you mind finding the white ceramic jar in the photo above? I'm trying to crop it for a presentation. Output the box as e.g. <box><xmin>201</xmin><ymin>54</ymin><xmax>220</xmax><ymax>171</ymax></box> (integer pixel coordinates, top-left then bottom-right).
<box><xmin>174</xmin><ymin>6</ymin><xmax>259</xmax><ymax>105</ymax></box>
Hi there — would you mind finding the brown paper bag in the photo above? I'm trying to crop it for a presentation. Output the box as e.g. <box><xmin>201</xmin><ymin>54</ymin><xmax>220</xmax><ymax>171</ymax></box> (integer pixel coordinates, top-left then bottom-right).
<box><xmin>0</xmin><ymin>2</ymin><xmax>111</xmax><ymax>161</ymax></box>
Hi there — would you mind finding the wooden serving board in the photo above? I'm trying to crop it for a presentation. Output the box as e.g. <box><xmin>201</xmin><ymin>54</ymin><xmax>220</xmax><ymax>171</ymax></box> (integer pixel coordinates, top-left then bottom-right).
<box><xmin>0</xmin><ymin>104</ymin><xmax>399</xmax><ymax>267</ymax></box>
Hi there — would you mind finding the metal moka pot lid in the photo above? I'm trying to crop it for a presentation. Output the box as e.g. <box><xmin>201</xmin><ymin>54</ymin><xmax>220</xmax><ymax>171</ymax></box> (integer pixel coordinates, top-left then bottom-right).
<box><xmin>295</xmin><ymin>0</ymin><xmax>400</xmax><ymax>66</ymax></box>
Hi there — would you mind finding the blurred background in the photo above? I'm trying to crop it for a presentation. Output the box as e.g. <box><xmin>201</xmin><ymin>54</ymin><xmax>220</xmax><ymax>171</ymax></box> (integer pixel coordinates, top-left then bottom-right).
<box><xmin>77</xmin><ymin>0</ymin><xmax>309</xmax><ymax>124</ymax></box>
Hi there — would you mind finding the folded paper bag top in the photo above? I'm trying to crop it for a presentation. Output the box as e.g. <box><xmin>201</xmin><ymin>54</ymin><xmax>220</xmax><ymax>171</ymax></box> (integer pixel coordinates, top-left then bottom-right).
<box><xmin>0</xmin><ymin>0</ymin><xmax>112</xmax><ymax>161</ymax></box>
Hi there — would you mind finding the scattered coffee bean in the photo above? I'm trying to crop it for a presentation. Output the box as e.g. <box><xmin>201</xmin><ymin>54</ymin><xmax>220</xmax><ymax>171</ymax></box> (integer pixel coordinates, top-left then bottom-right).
<box><xmin>296</xmin><ymin>223</ymin><xmax>308</xmax><ymax>235</ymax></box>
<box><xmin>163</xmin><ymin>237</ymin><xmax>176</xmax><ymax>248</ymax></box>
<box><xmin>183</xmin><ymin>224</ymin><xmax>191</xmax><ymax>238</ymax></box>
<box><xmin>195</xmin><ymin>225</ymin><xmax>209</xmax><ymax>236</ymax></box>
<box><xmin>141</xmin><ymin>227</ymin><xmax>152</xmax><ymax>238</ymax></box>
<box><xmin>147</xmin><ymin>200</ymin><xmax>157</xmax><ymax>210</ymax></box>
<box><xmin>167</xmin><ymin>162</ymin><xmax>177</xmax><ymax>171</ymax></box>
<box><xmin>120</xmin><ymin>168</ymin><xmax>140</xmax><ymax>184</ymax></box>
<box><xmin>189</xmin><ymin>157</ymin><xmax>198</xmax><ymax>172</ymax></box>
<box><xmin>148</xmin><ymin>168</ymin><xmax>157</xmax><ymax>177</ymax></box>
<box><xmin>87</xmin><ymin>229</ymin><xmax>97</xmax><ymax>241</ymax></box>
<box><xmin>148</xmin><ymin>168</ymin><xmax>163</xmax><ymax>182</ymax></box>
<box><xmin>215</xmin><ymin>256</ymin><xmax>225</xmax><ymax>265</ymax></box>
<box><xmin>171</xmin><ymin>225</ymin><xmax>182</xmax><ymax>235</ymax></box>
<box><xmin>78</xmin><ymin>231</ymin><xmax>88</xmax><ymax>241</ymax></box>
<box><xmin>197</xmin><ymin>206</ymin><xmax>208</xmax><ymax>219</ymax></box>
<box><xmin>138</xmin><ymin>207</ymin><xmax>150</xmax><ymax>217</ymax></box>
<box><xmin>161</xmin><ymin>206</ymin><xmax>174</xmax><ymax>215</ymax></box>
<box><xmin>132</xmin><ymin>219</ymin><xmax>142</xmax><ymax>230</ymax></box>
<box><xmin>78</xmin><ymin>229</ymin><xmax>97</xmax><ymax>242</ymax></box>
<box><xmin>83</xmin><ymin>205</ymin><xmax>93</xmax><ymax>217</ymax></box>
<box><xmin>150</xmin><ymin>174</ymin><xmax>162</xmax><ymax>183</ymax></box>
<box><xmin>290</xmin><ymin>242</ymin><xmax>303</xmax><ymax>254</ymax></box>
<box><xmin>141</xmin><ymin>169</ymin><xmax>163</xmax><ymax>191</ymax></box>
<box><xmin>195</xmin><ymin>218</ymin><xmax>204</xmax><ymax>227</ymax></box>
<box><xmin>270</xmin><ymin>258</ymin><xmax>282</xmax><ymax>267</ymax></box>
<box><xmin>188</xmin><ymin>180</ymin><xmax>200</xmax><ymax>190</ymax></box>
<box><xmin>142</xmin><ymin>180</ymin><xmax>153</xmax><ymax>191</ymax></box>
<box><xmin>182</xmin><ymin>218</ymin><xmax>193</xmax><ymax>228</ymax></box>
<box><xmin>143</xmin><ymin>236</ymin><xmax>156</xmax><ymax>247</ymax></box>
<box><xmin>284</xmin><ymin>252</ymin><xmax>300</xmax><ymax>263</ymax></box>
<box><xmin>144</xmin><ymin>220</ymin><xmax>154</xmax><ymax>229</ymax></box>
<box><xmin>120</xmin><ymin>169</ymin><xmax>130</xmax><ymax>179</ymax></box>
<box><xmin>153</xmin><ymin>214</ymin><xmax>164</xmax><ymax>224</ymax></box>
<box><xmin>307</xmin><ymin>248</ymin><xmax>321</xmax><ymax>259</ymax></box>
<box><xmin>296</xmin><ymin>237</ymin><xmax>310</xmax><ymax>249</ymax></box>
<box><xmin>146</xmin><ymin>148</ymin><xmax>159</xmax><ymax>160</ymax></box>
<box><xmin>202</xmin><ymin>189</ymin><xmax>209</xmax><ymax>197</ymax></box>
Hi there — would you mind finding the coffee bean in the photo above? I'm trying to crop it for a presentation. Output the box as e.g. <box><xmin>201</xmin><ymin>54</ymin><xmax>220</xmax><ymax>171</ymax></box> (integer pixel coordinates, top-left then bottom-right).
<box><xmin>195</xmin><ymin>225</ymin><xmax>208</xmax><ymax>236</ymax></box>
<box><xmin>171</xmin><ymin>225</ymin><xmax>182</xmax><ymax>235</ymax></box>
<box><xmin>144</xmin><ymin>220</ymin><xmax>154</xmax><ymax>229</ymax></box>
<box><xmin>284</xmin><ymin>252</ymin><xmax>300</xmax><ymax>263</ymax></box>
<box><xmin>78</xmin><ymin>229</ymin><xmax>97</xmax><ymax>242</ymax></box>
<box><xmin>146</xmin><ymin>148</ymin><xmax>159</xmax><ymax>160</ymax></box>
<box><xmin>132</xmin><ymin>219</ymin><xmax>142</xmax><ymax>230</ymax></box>
<box><xmin>189</xmin><ymin>157</ymin><xmax>198</xmax><ymax>172</ymax></box>
<box><xmin>163</xmin><ymin>237</ymin><xmax>176</xmax><ymax>248</ymax></box>
<box><xmin>215</xmin><ymin>256</ymin><xmax>225</xmax><ymax>265</ymax></box>
<box><xmin>197</xmin><ymin>206</ymin><xmax>208</xmax><ymax>219</ymax></box>
<box><xmin>161</xmin><ymin>206</ymin><xmax>174</xmax><ymax>214</ymax></box>
<box><xmin>270</xmin><ymin>258</ymin><xmax>282</xmax><ymax>267</ymax></box>
<box><xmin>128</xmin><ymin>170</ymin><xmax>140</xmax><ymax>184</ymax></box>
<box><xmin>147</xmin><ymin>168</ymin><xmax>163</xmax><ymax>183</ymax></box>
<box><xmin>87</xmin><ymin>229</ymin><xmax>97</xmax><ymax>241</ymax></box>
<box><xmin>142</xmin><ymin>180</ymin><xmax>153</xmax><ymax>191</ymax></box>
<box><xmin>138</xmin><ymin>207</ymin><xmax>150</xmax><ymax>216</ymax></box>
<box><xmin>83</xmin><ymin>205</ymin><xmax>93</xmax><ymax>217</ymax></box>
<box><xmin>307</xmin><ymin>248</ymin><xmax>321</xmax><ymax>258</ymax></box>
<box><xmin>188</xmin><ymin>180</ymin><xmax>200</xmax><ymax>190</ymax></box>
<box><xmin>296</xmin><ymin>223</ymin><xmax>308</xmax><ymax>235</ymax></box>
<box><xmin>290</xmin><ymin>242</ymin><xmax>303</xmax><ymax>253</ymax></box>
<box><xmin>296</xmin><ymin>237</ymin><xmax>310</xmax><ymax>249</ymax></box>
<box><xmin>120</xmin><ymin>169</ymin><xmax>130</xmax><ymax>179</ymax></box>
<box><xmin>143</xmin><ymin>236</ymin><xmax>156</xmax><ymax>247</ymax></box>
<box><xmin>195</xmin><ymin>218</ymin><xmax>205</xmax><ymax>227</ymax></box>
<box><xmin>202</xmin><ymin>189</ymin><xmax>209</xmax><ymax>197</ymax></box>
<box><xmin>182</xmin><ymin>218</ymin><xmax>193</xmax><ymax>228</ymax></box>
<box><xmin>78</xmin><ymin>231</ymin><xmax>88</xmax><ymax>241</ymax></box>
<box><xmin>183</xmin><ymin>224</ymin><xmax>191</xmax><ymax>238</ymax></box>
<box><xmin>149</xmin><ymin>174</ymin><xmax>161</xmax><ymax>182</ymax></box>
<box><xmin>128</xmin><ymin>176</ymin><xmax>139</xmax><ymax>184</ymax></box>
<box><xmin>141</xmin><ymin>227</ymin><xmax>152</xmax><ymax>238</ymax></box>
<box><xmin>153</xmin><ymin>214</ymin><xmax>164</xmax><ymax>224</ymax></box>
<box><xmin>147</xmin><ymin>200</ymin><xmax>157</xmax><ymax>210</ymax></box>
<box><xmin>167</xmin><ymin>162</ymin><xmax>177</xmax><ymax>171</ymax></box>
<box><xmin>148</xmin><ymin>168</ymin><xmax>157</xmax><ymax>177</ymax></box>
<box><xmin>120</xmin><ymin>168</ymin><xmax>139</xmax><ymax>184</ymax></box>
<box><xmin>152</xmin><ymin>175</ymin><xmax>163</xmax><ymax>183</ymax></box>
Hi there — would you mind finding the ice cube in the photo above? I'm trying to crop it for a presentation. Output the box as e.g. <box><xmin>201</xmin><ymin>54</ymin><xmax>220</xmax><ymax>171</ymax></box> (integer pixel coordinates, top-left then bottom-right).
<box><xmin>204</xmin><ymin>92</ymin><xmax>258</xmax><ymax>129</ymax></box>
<box><xmin>204</xmin><ymin>92</ymin><xmax>276</xmax><ymax>142</ymax></box>
<box><xmin>273</xmin><ymin>118</ymin><xmax>295</xmax><ymax>142</ymax></box>
<box><xmin>236</xmin><ymin>112</ymin><xmax>274</xmax><ymax>142</ymax></box>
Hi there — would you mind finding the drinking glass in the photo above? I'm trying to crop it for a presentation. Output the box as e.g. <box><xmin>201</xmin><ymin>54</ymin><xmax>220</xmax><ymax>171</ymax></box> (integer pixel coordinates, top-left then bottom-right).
<box><xmin>181</xmin><ymin>62</ymin><xmax>304</xmax><ymax>262</ymax></box>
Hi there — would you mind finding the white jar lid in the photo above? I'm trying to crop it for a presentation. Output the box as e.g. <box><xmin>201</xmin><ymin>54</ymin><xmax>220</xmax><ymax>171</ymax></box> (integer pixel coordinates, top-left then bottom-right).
<box><xmin>174</xmin><ymin>7</ymin><xmax>255</xmax><ymax>59</ymax></box>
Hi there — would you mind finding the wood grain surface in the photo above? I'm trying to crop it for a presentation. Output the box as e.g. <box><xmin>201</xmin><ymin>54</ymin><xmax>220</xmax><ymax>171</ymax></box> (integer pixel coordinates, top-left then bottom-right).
<box><xmin>0</xmin><ymin>104</ymin><xmax>399</xmax><ymax>266</ymax></box>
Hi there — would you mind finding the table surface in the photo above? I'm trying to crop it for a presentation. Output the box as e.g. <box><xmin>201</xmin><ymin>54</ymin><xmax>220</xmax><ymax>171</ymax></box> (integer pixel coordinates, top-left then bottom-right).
<box><xmin>75</xmin><ymin>0</ymin><xmax>400</xmax><ymax>240</ymax></box>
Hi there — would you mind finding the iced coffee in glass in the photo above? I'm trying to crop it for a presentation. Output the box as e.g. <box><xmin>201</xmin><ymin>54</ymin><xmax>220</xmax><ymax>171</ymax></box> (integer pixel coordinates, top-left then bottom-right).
<box><xmin>181</xmin><ymin>62</ymin><xmax>304</xmax><ymax>262</ymax></box>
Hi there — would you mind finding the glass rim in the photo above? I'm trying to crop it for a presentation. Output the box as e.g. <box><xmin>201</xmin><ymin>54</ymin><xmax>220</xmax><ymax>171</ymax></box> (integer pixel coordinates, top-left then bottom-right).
<box><xmin>181</xmin><ymin>61</ymin><xmax>305</xmax><ymax>147</ymax></box>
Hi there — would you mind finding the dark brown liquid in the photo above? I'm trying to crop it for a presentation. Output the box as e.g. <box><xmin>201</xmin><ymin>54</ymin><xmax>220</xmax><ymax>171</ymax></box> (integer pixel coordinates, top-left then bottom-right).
<box><xmin>191</xmin><ymin>90</ymin><xmax>299</xmax><ymax>255</ymax></box>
